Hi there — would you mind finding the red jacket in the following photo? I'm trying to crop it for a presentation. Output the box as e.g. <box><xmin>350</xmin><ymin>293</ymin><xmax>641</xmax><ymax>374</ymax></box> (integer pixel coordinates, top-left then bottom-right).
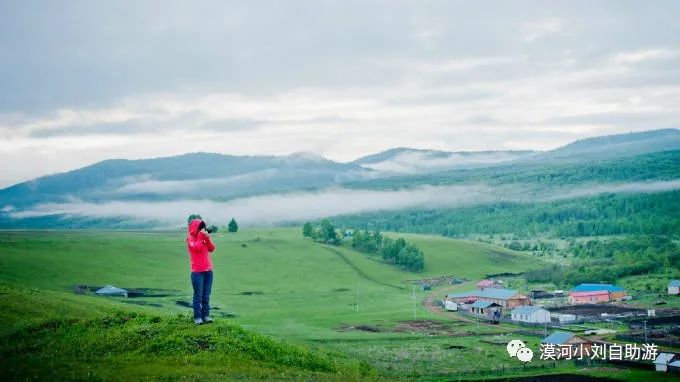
<box><xmin>187</xmin><ymin>219</ymin><xmax>215</xmax><ymax>272</ymax></box>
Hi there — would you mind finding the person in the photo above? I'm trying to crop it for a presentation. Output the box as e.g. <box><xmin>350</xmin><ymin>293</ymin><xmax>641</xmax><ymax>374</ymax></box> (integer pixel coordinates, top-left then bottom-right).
<box><xmin>186</xmin><ymin>218</ymin><xmax>216</xmax><ymax>325</ymax></box>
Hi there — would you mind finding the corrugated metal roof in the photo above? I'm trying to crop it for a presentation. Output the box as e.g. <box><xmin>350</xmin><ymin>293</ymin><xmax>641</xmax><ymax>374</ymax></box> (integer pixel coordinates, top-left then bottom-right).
<box><xmin>95</xmin><ymin>285</ymin><xmax>128</xmax><ymax>295</ymax></box>
<box><xmin>447</xmin><ymin>288</ymin><xmax>519</xmax><ymax>300</ymax></box>
<box><xmin>570</xmin><ymin>291</ymin><xmax>609</xmax><ymax>297</ymax></box>
<box><xmin>669</xmin><ymin>280</ymin><xmax>680</xmax><ymax>287</ymax></box>
<box><xmin>512</xmin><ymin>306</ymin><xmax>547</xmax><ymax>315</ymax></box>
<box><xmin>571</xmin><ymin>283</ymin><xmax>624</xmax><ymax>293</ymax></box>
<box><xmin>470</xmin><ymin>301</ymin><xmax>499</xmax><ymax>309</ymax></box>
<box><xmin>541</xmin><ymin>331</ymin><xmax>575</xmax><ymax>345</ymax></box>
<box><xmin>654</xmin><ymin>353</ymin><xmax>677</xmax><ymax>365</ymax></box>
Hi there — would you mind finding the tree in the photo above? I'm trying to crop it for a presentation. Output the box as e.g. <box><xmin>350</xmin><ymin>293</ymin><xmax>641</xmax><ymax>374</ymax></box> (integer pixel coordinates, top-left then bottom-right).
<box><xmin>302</xmin><ymin>222</ymin><xmax>313</xmax><ymax>237</ymax></box>
<box><xmin>319</xmin><ymin>219</ymin><xmax>338</xmax><ymax>244</ymax></box>
<box><xmin>207</xmin><ymin>225</ymin><xmax>219</xmax><ymax>233</ymax></box>
<box><xmin>228</xmin><ymin>218</ymin><xmax>239</xmax><ymax>233</ymax></box>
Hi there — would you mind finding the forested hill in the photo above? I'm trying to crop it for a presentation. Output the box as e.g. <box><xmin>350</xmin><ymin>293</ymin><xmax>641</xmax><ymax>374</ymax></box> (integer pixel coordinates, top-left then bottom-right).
<box><xmin>329</xmin><ymin>190</ymin><xmax>680</xmax><ymax>238</ymax></box>
<box><xmin>333</xmin><ymin>150</ymin><xmax>680</xmax><ymax>238</ymax></box>
<box><xmin>1</xmin><ymin>129</ymin><xmax>679</xmax><ymax>229</ymax></box>
<box><xmin>344</xmin><ymin>149</ymin><xmax>680</xmax><ymax>190</ymax></box>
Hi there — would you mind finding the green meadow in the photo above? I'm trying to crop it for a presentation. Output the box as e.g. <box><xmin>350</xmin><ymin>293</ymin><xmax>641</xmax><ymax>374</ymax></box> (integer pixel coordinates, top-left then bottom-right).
<box><xmin>0</xmin><ymin>229</ymin><xmax>669</xmax><ymax>380</ymax></box>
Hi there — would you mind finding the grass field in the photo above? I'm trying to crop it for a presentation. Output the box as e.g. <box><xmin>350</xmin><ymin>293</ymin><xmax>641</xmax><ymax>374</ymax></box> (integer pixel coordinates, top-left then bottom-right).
<box><xmin>0</xmin><ymin>228</ymin><xmax>671</xmax><ymax>381</ymax></box>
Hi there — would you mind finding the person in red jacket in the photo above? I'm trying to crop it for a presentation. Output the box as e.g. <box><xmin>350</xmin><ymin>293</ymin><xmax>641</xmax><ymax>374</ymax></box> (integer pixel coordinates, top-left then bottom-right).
<box><xmin>186</xmin><ymin>218</ymin><xmax>216</xmax><ymax>324</ymax></box>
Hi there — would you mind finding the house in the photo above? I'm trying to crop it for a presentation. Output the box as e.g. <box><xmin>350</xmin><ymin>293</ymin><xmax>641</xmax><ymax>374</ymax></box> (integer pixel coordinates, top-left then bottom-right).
<box><xmin>95</xmin><ymin>285</ymin><xmax>128</xmax><ymax>298</ymax></box>
<box><xmin>654</xmin><ymin>353</ymin><xmax>678</xmax><ymax>372</ymax></box>
<box><xmin>446</xmin><ymin>288</ymin><xmax>531</xmax><ymax>309</ymax></box>
<box><xmin>568</xmin><ymin>291</ymin><xmax>610</xmax><ymax>304</ymax></box>
<box><xmin>551</xmin><ymin>313</ymin><xmax>577</xmax><ymax>324</ymax></box>
<box><xmin>511</xmin><ymin>306</ymin><xmax>551</xmax><ymax>324</ymax></box>
<box><xmin>470</xmin><ymin>301</ymin><xmax>502</xmax><ymax>321</ymax></box>
<box><xmin>541</xmin><ymin>331</ymin><xmax>592</xmax><ymax>356</ymax></box>
<box><xmin>668</xmin><ymin>280</ymin><xmax>680</xmax><ymax>295</ymax></box>
<box><xmin>568</xmin><ymin>283</ymin><xmax>626</xmax><ymax>304</ymax></box>
<box><xmin>444</xmin><ymin>300</ymin><xmax>458</xmax><ymax>311</ymax></box>
<box><xmin>476</xmin><ymin>279</ymin><xmax>502</xmax><ymax>289</ymax></box>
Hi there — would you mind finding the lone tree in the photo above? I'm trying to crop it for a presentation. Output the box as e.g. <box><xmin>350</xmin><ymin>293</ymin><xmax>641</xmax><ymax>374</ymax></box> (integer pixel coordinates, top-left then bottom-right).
<box><xmin>302</xmin><ymin>222</ymin><xmax>313</xmax><ymax>237</ymax></box>
<box><xmin>228</xmin><ymin>218</ymin><xmax>239</xmax><ymax>233</ymax></box>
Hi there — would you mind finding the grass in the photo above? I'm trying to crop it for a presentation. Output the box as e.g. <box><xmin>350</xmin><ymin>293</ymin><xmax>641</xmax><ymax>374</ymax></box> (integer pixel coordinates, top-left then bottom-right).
<box><xmin>0</xmin><ymin>285</ymin><xmax>373</xmax><ymax>381</ymax></box>
<box><xmin>0</xmin><ymin>228</ymin><xmax>538</xmax><ymax>340</ymax></box>
<box><xmin>0</xmin><ymin>228</ymin><xmax>669</xmax><ymax>380</ymax></box>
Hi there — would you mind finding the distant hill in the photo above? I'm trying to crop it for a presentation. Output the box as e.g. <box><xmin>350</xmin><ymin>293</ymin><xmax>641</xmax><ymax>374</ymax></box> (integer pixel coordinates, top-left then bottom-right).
<box><xmin>352</xmin><ymin>147</ymin><xmax>536</xmax><ymax>174</ymax></box>
<box><xmin>533</xmin><ymin>128</ymin><xmax>680</xmax><ymax>161</ymax></box>
<box><xmin>1</xmin><ymin>128</ymin><xmax>678</xmax><ymax>228</ymax></box>
<box><xmin>0</xmin><ymin>152</ymin><xmax>369</xmax><ymax>208</ymax></box>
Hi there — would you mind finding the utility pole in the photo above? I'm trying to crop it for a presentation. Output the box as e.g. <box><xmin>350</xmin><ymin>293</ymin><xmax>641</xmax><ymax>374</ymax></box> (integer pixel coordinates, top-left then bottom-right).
<box><xmin>412</xmin><ymin>285</ymin><xmax>416</xmax><ymax>320</ymax></box>
<box><xmin>355</xmin><ymin>287</ymin><xmax>359</xmax><ymax>313</ymax></box>
<box><xmin>644</xmin><ymin>320</ymin><xmax>648</xmax><ymax>343</ymax></box>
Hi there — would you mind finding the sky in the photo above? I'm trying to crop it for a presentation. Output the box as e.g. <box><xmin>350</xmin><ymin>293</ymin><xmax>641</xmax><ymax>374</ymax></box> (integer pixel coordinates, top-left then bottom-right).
<box><xmin>1</xmin><ymin>1</ymin><xmax>680</xmax><ymax>188</ymax></box>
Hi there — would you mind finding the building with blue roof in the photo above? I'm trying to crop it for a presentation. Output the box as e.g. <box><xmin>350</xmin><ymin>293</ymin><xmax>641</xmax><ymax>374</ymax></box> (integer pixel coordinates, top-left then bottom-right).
<box><xmin>469</xmin><ymin>300</ymin><xmax>502</xmax><ymax>320</ymax></box>
<box><xmin>541</xmin><ymin>331</ymin><xmax>592</xmax><ymax>356</ymax></box>
<box><xmin>570</xmin><ymin>283</ymin><xmax>625</xmax><ymax>293</ymax></box>
<box><xmin>569</xmin><ymin>283</ymin><xmax>627</xmax><ymax>304</ymax></box>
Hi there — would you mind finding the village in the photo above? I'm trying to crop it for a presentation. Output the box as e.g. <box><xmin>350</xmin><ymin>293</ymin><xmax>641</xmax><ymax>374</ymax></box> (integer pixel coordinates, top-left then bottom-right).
<box><xmin>439</xmin><ymin>278</ymin><xmax>680</xmax><ymax>375</ymax></box>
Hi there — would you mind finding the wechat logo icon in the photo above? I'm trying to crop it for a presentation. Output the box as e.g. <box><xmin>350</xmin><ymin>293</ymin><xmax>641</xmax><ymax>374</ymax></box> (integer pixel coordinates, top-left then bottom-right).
<box><xmin>506</xmin><ymin>339</ymin><xmax>533</xmax><ymax>363</ymax></box>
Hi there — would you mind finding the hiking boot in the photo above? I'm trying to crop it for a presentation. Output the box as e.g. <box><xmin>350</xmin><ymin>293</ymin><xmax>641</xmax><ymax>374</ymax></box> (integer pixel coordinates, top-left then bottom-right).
<box><xmin>202</xmin><ymin>316</ymin><xmax>214</xmax><ymax>324</ymax></box>
<box><xmin>194</xmin><ymin>318</ymin><xmax>204</xmax><ymax>325</ymax></box>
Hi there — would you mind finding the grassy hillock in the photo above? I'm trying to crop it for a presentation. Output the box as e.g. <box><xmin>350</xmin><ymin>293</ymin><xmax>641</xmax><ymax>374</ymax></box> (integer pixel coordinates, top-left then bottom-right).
<box><xmin>0</xmin><ymin>285</ymin><xmax>375</xmax><ymax>381</ymax></box>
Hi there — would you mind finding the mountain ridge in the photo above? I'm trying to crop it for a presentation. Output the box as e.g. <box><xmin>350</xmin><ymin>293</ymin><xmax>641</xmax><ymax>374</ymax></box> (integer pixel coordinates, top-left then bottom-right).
<box><xmin>0</xmin><ymin>128</ymin><xmax>678</xmax><ymax>228</ymax></box>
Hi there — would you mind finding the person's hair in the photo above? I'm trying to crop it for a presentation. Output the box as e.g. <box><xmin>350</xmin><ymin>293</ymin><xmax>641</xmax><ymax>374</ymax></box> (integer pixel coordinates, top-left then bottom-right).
<box><xmin>197</xmin><ymin>221</ymin><xmax>206</xmax><ymax>231</ymax></box>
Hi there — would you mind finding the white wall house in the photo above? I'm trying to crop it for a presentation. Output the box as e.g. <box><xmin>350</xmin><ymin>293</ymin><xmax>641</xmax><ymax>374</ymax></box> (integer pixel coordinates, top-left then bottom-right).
<box><xmin>551</xmin><ymin>313</ymin><xmax>577</xmax><ymax>324</ymax></box>
<box><xmin>511</xmin><ymin>306</ymin><xmax>550</xmax><ymax>324</ymax></box>
<box><xmin>668</xmin><ymin>280</ymin><xmax>680</xmax><ymax>295</ymax></box>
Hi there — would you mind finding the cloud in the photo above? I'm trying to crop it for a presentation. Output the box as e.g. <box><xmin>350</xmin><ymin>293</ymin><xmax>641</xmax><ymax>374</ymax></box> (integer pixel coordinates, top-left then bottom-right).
<box><xmin>541</xmin><ymin>179</ymin><xmax>680</xmax><ymax>201</ymax></box>
<box><xmin>9</xmin><ymin>180</ymin><xmax>680</xmax><ymax>227</ymax></box>
<box><xmin>114</xmin><ymin>170</ymin><xmax>279</xmax><ymax>195</ymax></box>
<box><xmin>1</xmin><ymin>2</ymin><xmax>680</xmax><ymax>187</ymax></box>
<box><xmin>612</xmin><ymin>48</ymin><xmax>680</xmax><ymax>64</ymax></box>
<box><xmin>521</xmin><ymin>19</ymin><xmax>563</xmax><ymax>42</ymax></box>
<box><xmin>360</xmin><ymin>150</ymin><xmax>535</xmax><ymax>174</ymax></box>
<box><xmin>9</xmin><ymin>184</ymin><xmax>497</xmax><ymax>226</ymax></box>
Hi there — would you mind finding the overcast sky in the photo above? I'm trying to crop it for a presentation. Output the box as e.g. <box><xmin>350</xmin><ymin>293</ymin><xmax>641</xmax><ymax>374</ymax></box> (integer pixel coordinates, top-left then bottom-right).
<box><xmin>1</xmin><ymin>1</ymin><xmax>680</xmax><ymax>187</ymax></box>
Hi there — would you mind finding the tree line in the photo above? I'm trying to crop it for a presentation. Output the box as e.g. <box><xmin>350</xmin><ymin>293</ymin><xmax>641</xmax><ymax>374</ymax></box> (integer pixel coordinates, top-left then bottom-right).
<box><xmin>525</xmin><ymin>235</ymin><xmax>680</xmax><ymax>287</ymax></box>
<box><xmin>302</xmin><ymin>221</ymin><xmax>425</xmax><ymax>272</ymax></box>
<box><xmin>330</xmin><ymin>190</ymin><xmax>680</xmax><ymax>239</ymax></box>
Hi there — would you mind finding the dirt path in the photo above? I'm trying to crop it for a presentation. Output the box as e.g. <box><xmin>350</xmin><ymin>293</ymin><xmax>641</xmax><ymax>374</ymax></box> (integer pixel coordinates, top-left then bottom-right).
<box><xmin>320</xmin><ymin>245</ymin><xmax>405</xmax><ymax>290</ymax></box>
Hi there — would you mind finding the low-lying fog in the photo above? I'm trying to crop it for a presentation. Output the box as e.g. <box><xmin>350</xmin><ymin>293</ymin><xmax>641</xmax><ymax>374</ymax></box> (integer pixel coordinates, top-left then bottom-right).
<box><xmin>7</xmin><ymin>179</ymin><xmax>680</xmax><ymax>227</ymax></box>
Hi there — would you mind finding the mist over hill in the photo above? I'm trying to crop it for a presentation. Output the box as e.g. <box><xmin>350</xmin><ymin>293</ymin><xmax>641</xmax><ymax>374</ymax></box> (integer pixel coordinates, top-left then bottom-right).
<box><xmin>1</xmin><ymin>128</ymin><xmax>679</xmax><ymax>228</ymax></box>
<box><xmin>352</xmin><ymin>148</ymin><xmax>537</xmax><ymax>174</ymax></box>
